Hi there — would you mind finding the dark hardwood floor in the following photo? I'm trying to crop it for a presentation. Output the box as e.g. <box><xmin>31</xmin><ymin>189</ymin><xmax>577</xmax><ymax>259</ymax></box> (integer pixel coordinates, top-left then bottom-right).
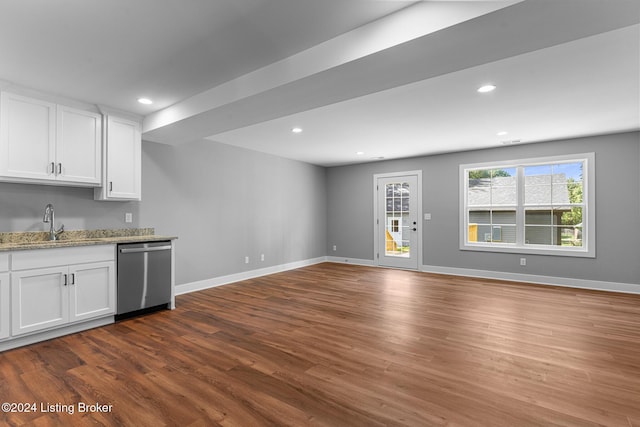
<box><xmin>1</xmin><ymin>262</ymin><xmax>639</xmax><ymax>426</ymax></box>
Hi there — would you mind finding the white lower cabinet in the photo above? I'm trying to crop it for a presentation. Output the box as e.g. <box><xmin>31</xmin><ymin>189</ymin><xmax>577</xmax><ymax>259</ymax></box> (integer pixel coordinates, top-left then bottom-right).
<box><xmin>69</xmin><ymin>262</ymin><xmax>115</xmax><ymax>322</ymax></box>
<box><xmin>0</xmin><ymin>273</ymin><xmax>9</xmax><ymax>340</ymax></box>
<box><xmin>11</xmin><ymin>267</ymin><xmax>69</xmax><ymax>335</ymax></box>
<box><xmin>9</xmin><ymin>246</ymin><xmax>115</xmax><ymax>337</ymax></box>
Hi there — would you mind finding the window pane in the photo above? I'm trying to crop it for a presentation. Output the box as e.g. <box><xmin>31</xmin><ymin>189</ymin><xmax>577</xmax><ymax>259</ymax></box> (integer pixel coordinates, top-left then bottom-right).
<box><xmin>525</xmin><ymin>226</ymin><xmax>553</xmax><ymax>245</ymax></box>
<box><xmin>552</xmin><ymin>183</ymin><xmax>571</xmax><ymax>204</ymax></box>
<box><xmin>469</xmin><ymin>210</ymin><xmax>490</xmax><ymax>224</ymax></box>
<box><xmin>524</xmin><ymin>165</ymin><xmax>551</xmax><ymax>206</ymax></box>
<box><xmin>478</xmin><ymin>225</ymin><xmax>493</xmax><ymax>242</ymax></box>
<box><xmin>468</xmin><ymin>170</ymin><xmax>491</xmax><ymax>206</ymax></box>
<box><xmin>385</xmin><ymin>181</ymin><xmax>412</xmax><ymax>257</ymax></box>
<box><xmin>525</xmin><ymin>164</ymin><xmax>552</xmax><ymax>178</ymax></box>
<box><xmin>491</xmin><ymin>182</ymin><xmax>516</xmax><ymax>205</ymax></box>
<box><xmin>491</xmin><ymin>168</ymin><xmax>516</xmax><ymax>205</ymax></box>
<box><xmin>559</xmin><ymin>207</ymin><xmax>582</xmax><ymax>226</ymax></box>
<box><xmin>525</xmin><ymin>210</ymin><xmax>552</xmax><ymax>225</ymax></box>
<box><xmin>553</xmin><ymin>162</ymin><xmax>583</xmax><ymax>181</ymax></box>
<box><xmin>498</xmin><ymin>225</ymin><xmax>516</xmax><ymax>243</ymax></box>
<box><xmin>558</xmin><ymin>226</ymin><xmax>583</xmax><ymax>247</ymax></box>
<box><xmin>526</xmin><ymin>225</ymin><xmax>572</xmax><ymax>246</ymax></box>
<box><xmin>492</xmin><ymin>210</ymin><xmax>516</xmax><ymax>224</ymax></box>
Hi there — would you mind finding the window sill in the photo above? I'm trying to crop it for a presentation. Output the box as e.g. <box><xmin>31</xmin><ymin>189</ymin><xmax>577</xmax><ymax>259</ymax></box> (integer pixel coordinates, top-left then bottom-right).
<box><xmin>460</xmin><ymin>243</ymin><xmax>595</xmax><ymax>258</ymax></box>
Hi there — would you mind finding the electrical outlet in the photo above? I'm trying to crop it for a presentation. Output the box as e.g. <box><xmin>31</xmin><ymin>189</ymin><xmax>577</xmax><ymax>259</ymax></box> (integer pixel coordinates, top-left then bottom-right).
<box><xmin>261</xmin><ymin>254</ymin><xmax>265</xmax><ymax>261</ymax></box>
<box><xmin>520</xmin><ymin>258</ymin><xmax>526</xmax><ymax>266</ymax></box>
<box><xmin>333</xmin><ymin>245</ymin><xmax>337</xmax><ymax>251</ymax></box>
<box><xmin>125</xmin><ymin>212</ymin><xmax>133</xmax><ymax>223</ymax></box>
<box><xmin>245</xmin><ymin>256</ymin><xmax>249</xmax><ymax>264</ymax></box>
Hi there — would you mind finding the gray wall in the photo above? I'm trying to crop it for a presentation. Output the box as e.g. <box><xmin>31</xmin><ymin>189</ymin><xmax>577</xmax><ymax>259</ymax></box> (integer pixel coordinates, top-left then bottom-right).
<box><xmin>0</xmin><ymin>183</ymin><xmax>139</xmax><ymax>232</ymax></box>
<box><xmin>0</xmin><ymin>139</ymin><xmax>327</xmax><ymax>287</ymax></box>
<box><xmin>327</xmin><ymin>131</ymin><xmax>640</xmax><ymax>285</ymax></box>
<box><xmin>1</xmin><ymin>131</ymin><xmax>638</xmax><ymax>287</ymax></box>
<box><xmin>139</xmin><ymin>139</ymin><xmax>327</xmax><ymax>285</ymax></box>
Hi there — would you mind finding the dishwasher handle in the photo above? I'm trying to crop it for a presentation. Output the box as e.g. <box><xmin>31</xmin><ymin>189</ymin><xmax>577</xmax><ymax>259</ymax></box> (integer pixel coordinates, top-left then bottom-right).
<box><xmin>119</xmin><ymin>245</ymin><xmax>172</xmax><ymax>254</ymax></box>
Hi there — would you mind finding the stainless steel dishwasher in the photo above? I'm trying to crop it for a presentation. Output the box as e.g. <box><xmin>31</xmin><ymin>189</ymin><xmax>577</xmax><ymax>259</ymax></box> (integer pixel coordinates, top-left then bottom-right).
<box><xmin>116</xmin><ymin>241</ymin><xmax>172</xmax><ymax>319</ymax></box>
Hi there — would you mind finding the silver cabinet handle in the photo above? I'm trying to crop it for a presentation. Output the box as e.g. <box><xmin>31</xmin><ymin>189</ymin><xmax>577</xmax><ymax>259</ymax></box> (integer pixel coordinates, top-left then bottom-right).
<box><xmin>70</xmin><ymin>273</ymin><xmax>75</xmax><ymax>285</ymax></box>
<box><xmin>57</xmin><ymin>163</ymin><xmax>62</xmax><ymax>175</ymax></box>
<box><xmin>119</xmin><ymin>245</ymin><xmax>172</xmax><ymax>254</ymax></box>
<box><xmin>63</xmin><ymin>274</ymin><xmax>68</xmax><ymax>286</ymax></box>
<box><xmin>109</xmin><ymin>181</ymin><xmax>113</xmax><ymax>192</ymax></box>
<box><xmin>50</xmin><ymin>162</ymin><xmax>55</xmax><ymax>175</ymax></box>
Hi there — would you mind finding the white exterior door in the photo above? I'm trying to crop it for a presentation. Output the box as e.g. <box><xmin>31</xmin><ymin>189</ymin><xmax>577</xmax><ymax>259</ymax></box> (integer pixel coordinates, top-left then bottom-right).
<box><xmin>375</xmin><ymin>172</ymin><xmax>421</xmax><ymax>270</ymax></box>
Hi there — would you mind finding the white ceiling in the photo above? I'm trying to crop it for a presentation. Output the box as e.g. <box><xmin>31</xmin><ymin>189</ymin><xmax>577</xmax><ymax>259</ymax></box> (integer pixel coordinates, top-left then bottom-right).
<box><xmin>213</xmin><ymin>25</ymin><xmax>640</xmax><ymax>165</ymax></box>
<box><xmin>0</xmin><ymin>0</ymin><xmax>415</xmax><ymax>114</ymax></box>
<box><xmin>1</xmin><ymin>0</ymin><xmax>638</xmax><ymax>167</ymax></box>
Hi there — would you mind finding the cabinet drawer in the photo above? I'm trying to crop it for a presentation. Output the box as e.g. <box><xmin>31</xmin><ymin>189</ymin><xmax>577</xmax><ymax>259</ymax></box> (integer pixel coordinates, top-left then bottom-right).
<box><xmin>0</xmin><ymin>253</ymin><xmax>8</xmax><ymax>272</ymax></box>
<box><xmin>11</xmin><ymin>245</ymin><xmax>115</xmax><ymax>271</ymax></box>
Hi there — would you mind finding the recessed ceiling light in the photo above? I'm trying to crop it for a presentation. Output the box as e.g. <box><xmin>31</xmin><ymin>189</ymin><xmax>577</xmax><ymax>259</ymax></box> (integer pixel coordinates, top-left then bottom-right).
<box><xmin>137</xmin><ymin>98</ymin><xmax>153</xmax><ymax>105</ymax></box>
<box><xmin>477</xmin><ymin>84</ymin><xmax>496</xmax><ymax>93</ymax></box>
<box><xmin>291</xmin><ymin>127</ymin><xmax>303</xmax><ymax>134</ymax></box>
<box><xmin>356</xmin><ymin>151</ymin><xmax>364</xmax><ymax>155</ymax></box>
<box><xmin>497</xmin><ymin>131</ymin><xmax>508</xmax><ymax>136</ymax></box>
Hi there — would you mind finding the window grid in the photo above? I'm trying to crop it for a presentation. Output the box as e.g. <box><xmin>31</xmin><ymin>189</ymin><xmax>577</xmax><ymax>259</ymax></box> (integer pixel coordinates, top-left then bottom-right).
<box><xmin>461</xmin><ymin>154</ymin><xmax>593</xmax><ymax>257</ymax></box>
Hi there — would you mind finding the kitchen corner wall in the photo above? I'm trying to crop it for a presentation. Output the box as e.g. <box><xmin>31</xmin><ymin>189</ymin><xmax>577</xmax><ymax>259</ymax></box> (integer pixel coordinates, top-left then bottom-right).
<box><xmin>327</xmin><ymin>131</ymin><xmax>640</xmax><ymax>286</ymax></box>
<box><xmin>0</xmin><ymin>182</ymin><xmax>139</xmax><ymax>232</ymax></box>
<box><xmin>138</xmin><ymin>139</ymin><xmax>327</xmax><ymax>286</ymax></box>
<box><xmin>0</xmin><ymin>139</ymin><xmax>327</xmax><ymax>288</ymax></box>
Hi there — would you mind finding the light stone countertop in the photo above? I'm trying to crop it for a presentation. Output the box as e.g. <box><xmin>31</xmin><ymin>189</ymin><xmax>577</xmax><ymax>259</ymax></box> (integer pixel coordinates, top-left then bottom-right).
<box><xmin>0</xmin><ymin>228</ymin><xmax>177</xmax><ymax>252</ymax></box>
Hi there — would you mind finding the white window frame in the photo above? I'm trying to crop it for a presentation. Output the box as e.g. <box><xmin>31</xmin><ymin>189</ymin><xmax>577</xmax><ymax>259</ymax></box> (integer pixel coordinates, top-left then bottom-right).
<box><xmin>460</xmin><ymin>153</ymin><xmax>595</xmax><ymax>258</ymax></box>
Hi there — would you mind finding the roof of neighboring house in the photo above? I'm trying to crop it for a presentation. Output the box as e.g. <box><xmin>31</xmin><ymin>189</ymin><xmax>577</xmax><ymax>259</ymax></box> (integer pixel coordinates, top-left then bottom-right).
<box><xmin>468</xmin><ymin>175</ymin><xmax>571</xmax><ymax>209</ymax></box>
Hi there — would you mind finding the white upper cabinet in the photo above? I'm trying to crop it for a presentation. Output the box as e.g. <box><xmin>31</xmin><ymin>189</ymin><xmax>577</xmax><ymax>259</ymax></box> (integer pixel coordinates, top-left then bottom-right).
<box><xmin>0</xmin><ymin>92</ymin><xmax>56</xmax><ymax>181</ymax></box>
<box><xmin>94</xmin><ymin>115</ymin><xmax>141</xmax><ymax>201</ymax></box>
<box><xmin>56</xmin><ymin>105</ymin><xmax>102</xmax><ymax>184</ymax></box>
<box><xmin>0</xmin><ymin>91</ymin><xmax>102</xmax><ymax>186</ymax></box>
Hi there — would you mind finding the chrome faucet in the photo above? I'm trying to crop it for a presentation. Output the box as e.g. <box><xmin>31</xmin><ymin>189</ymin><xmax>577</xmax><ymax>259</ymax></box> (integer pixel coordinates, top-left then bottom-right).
<box><xmin>43</xmin><ymin>203</ymin><xmax>64</xmax><ymax>241</ymax></box>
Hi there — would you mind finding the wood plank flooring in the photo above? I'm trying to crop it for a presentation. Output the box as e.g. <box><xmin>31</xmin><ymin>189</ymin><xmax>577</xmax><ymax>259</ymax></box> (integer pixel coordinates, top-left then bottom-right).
<box><xmin>1</xmin><ymin>262</ymin><xmax>639</xmax><ymax>426</ymax></box>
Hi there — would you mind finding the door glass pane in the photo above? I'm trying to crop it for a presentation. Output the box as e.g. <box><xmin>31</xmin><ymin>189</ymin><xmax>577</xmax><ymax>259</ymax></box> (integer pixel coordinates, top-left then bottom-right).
<box><xmin>385</xmin><ymin>181</ymin><xmax>410</xmax><ymax>257</ymax></box>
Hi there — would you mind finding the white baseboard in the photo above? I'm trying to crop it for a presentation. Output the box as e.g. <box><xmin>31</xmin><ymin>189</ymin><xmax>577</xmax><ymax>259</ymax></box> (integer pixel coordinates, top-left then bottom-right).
<box><xmin>422</xmin><ymin>264</ymin><xmax>640</xmax><ymax>295</ymax></box>
<box><xmin>175</xmin><ymin>256</ymin><xmax>640</xmax><ymax>296</ymax></box>
<box><xmin>325</xmin><ymin>256</ymin><xmax>375</xmax><ymax>266</ymax></box>
<box><xmin>176</xmin><ymin>257</ymin><xmax>328</xmax><ymax>295</ymax></box>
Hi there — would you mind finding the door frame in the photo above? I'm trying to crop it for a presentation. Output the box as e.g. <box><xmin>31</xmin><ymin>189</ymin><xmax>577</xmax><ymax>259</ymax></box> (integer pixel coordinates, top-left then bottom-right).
<box><xmin>373</xmin><ymin>170</ymin><xmax>422</xmax><ymax>270</ymax></box>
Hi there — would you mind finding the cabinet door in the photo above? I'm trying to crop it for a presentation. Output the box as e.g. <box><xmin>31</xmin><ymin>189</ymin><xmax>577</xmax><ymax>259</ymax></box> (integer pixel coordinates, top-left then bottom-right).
<box><xmin>0</xmin><ymin>273</ymin><xmax>9</xmax><ymax>340</ymax></box>
<box><xmin>69</xmin><ymin>261</ymin><xmax>115</xmax><ymax>322</ymax></box>
<box><xmin>11</xmin><ymin>267</ymin><xmax>69</xmax><ymax>336</ymax></box>
<box><xmin>56</xmin><ymin>105</ymin><xmax>102</xmax><ymax>184</ymax></box>
<box><xmin>0</xmin><ymin>92</ymin><xmax>56</xmax><ymax>180</ymax></box>
<box><xmin>104</xmin><ymin>116</ymin><xmax>141</xmax><ymax>200</ymax></box>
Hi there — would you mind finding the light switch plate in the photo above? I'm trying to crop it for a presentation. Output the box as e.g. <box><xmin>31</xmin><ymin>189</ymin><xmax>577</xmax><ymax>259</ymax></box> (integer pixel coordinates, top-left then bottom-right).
<box><xmin>424</xmin><ymin>213</ymin><xmax>432</xmax><ymax>220</ymax></box>
<box><xmin>125</xmin><ymin>213</ymin><xmax>133</xmax><ymax>223</ymax></box>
